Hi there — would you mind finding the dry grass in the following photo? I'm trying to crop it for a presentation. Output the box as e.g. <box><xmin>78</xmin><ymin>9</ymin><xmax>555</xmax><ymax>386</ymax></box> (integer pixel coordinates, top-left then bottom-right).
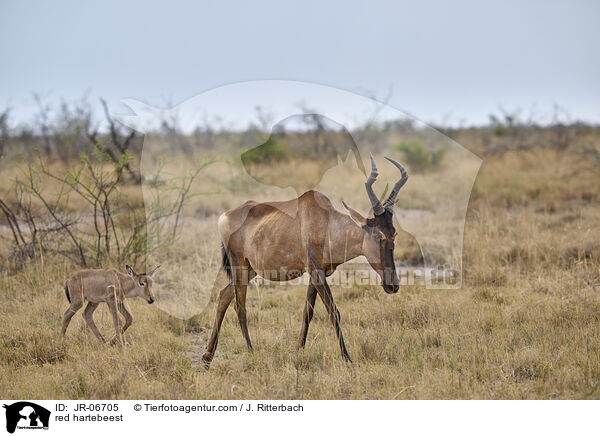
<box><xmin>1</xmin><ymin>144</ymin><xmax>600</xmax><ymax>399</ymax></box>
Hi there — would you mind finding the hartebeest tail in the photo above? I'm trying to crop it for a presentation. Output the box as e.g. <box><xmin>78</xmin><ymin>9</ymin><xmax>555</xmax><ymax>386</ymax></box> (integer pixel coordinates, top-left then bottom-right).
<box><xmin>64</xmin><ymin>284</ymin><xmax>71</xmax><ymax>303</ymax></box>
<box><xmin>221</xmin><ymin>242</ymin><xmax>233</xmax><ymax>282</ymax></box>
<box><xmin>202</xmin><ymin>154</ymin><xmax>410</xmax><ymax>368</ymax></box>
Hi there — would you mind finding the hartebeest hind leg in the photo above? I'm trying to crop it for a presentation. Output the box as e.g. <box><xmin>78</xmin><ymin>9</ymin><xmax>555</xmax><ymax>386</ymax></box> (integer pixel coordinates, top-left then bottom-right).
<box><xmin>83</xmin><ymin>302</ymin><xmax>105</xmax><ymax>343</ymax></box>
<box><xmin>298</xmin><ymin>284</ymin><xmax>318</xmax><ymax>349</ymax></box>
<box><xmin>202</xmin><ymin>283</ymin><xmax>235</xmax><ymax>367</ymax></box>
<box><xmin>307</xmin><ymin>244</ymin><xmax>352</xmax><ymax>362</ymax></box>
<box><xmin>233</xmin><ymin>265</ymin><xmax>254</xmax><ymax>353</ymax></box>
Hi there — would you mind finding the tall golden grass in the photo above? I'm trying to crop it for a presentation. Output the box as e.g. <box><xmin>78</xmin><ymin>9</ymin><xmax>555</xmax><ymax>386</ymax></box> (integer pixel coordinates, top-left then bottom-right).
<box><xmin>1</xmin><ymin>142</ymin><xmax>599</xmax><ymax>399</ymax></box>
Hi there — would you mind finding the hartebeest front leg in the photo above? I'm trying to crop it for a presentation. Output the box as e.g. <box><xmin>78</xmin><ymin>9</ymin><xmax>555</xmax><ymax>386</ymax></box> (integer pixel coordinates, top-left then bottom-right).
<box><xmin>310</xmin><ymin>273</ymin><xmax>352</xmax><ymax>362</ymax></box>
<box><xmin>298</xmin><ymin>283</ymin><xmax>318</xmax><ymax>349</ymax></box>
<box><xmin>307</xmin><ymin>244</ymin><xmax>352</xmax><ymax>362</ymax></box>
<box><xmin>83</xmin><ymin>302</ymin><xmax>105</xmax><ymax>343</ymax></box>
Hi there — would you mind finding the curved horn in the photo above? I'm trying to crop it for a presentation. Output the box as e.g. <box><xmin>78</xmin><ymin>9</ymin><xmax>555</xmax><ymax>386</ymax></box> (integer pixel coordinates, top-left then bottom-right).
<box><xmin>365</xmin><ymin>153</ymin><xmax>384</xmax><ymax>215</ymax></box>
<box><xmin>383</xmin><ymin>156</ymin><xmax>408</xmax><ymax>211</ymax></box>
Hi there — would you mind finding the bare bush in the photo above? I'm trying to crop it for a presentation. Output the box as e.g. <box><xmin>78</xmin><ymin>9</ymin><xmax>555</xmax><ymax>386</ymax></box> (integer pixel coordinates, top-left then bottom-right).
<box><xmin>0</xmin><ymin>149</ymin><xmax>210</xmax><ymax>270</ymax></box>
<box><xmin>85</xmin><ymin>99</ymin><xmax>141</xmax><ymax>183</ymax></box>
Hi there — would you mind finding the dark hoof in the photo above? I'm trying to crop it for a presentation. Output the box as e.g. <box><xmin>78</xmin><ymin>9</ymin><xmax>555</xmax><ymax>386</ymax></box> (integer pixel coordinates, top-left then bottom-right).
<box><xmin>109</xmin><ymin>336</ymin><xmax>123</xmax><ymax>346</ymax></box>
<box><xmin>201</xmin><ymin>353</ymin><xmax>213</xmax><ymax>370</ymax></box>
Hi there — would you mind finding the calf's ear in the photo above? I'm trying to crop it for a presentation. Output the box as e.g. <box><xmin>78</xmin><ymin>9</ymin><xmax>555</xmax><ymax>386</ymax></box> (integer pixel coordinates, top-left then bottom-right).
<box><xmin>125</xmin><ymin>265</ymin><xmax>136</xmax><ymax>277</ymax></box>
<box><xmin>148</xmin><ymin>265</ymin><xmax>161</xmax><ymax>277</ymax></box>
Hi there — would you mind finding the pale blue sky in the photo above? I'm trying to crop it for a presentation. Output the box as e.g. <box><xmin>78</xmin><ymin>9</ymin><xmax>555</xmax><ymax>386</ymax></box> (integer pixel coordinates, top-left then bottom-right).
<box><xmin>1</xmin><ymin>0</ymin><xmax>598</xmax><ymax>127</ymax></box>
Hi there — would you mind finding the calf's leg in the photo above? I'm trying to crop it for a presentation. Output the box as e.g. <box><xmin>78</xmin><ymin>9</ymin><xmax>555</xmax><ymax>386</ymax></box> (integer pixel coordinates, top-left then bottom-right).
<box><xmin>118</xmin><ymin>301</ymin><xmax>134</xmax><ymax>334</ymax></box>
<box><xmin>61</xmin><ymin>300</ymin><xmax>83</xmax><ymax>336</ymax></box>
<box><xmin>83</xmin><ymin>302</ymin><xmax>105</xmax><ymax>343</ymax></box>
<box><xmin>106</xmin><ymin>292</ymin><xmax>123</xmax><ymax>346</ymax></box>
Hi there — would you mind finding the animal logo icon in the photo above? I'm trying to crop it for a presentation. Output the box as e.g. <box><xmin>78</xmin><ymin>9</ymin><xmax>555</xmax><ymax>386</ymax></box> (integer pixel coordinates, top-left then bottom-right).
<box><xmin>3</xmin><ymin>402</ymin><xmax>50</xmax><ymax>434</ymax></box>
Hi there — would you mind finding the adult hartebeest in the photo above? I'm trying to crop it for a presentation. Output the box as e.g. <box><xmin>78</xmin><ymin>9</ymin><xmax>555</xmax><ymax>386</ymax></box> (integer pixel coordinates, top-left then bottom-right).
<box><xmin>202</xmin><ymin>154</ymin><xmax>408</xmax><ymax>366</ymax></box>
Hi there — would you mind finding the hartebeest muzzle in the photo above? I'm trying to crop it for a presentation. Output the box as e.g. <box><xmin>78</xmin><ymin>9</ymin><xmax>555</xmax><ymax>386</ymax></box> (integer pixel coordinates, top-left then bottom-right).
<box><xmin>383</xmin><ymin>279</ymin><xmax>399</xmax><ymax>294</ymax></box>
<box><xmin>382</xmin><ymin>265</ymin><xmax>400</xmax><ymax>294</ymax></box>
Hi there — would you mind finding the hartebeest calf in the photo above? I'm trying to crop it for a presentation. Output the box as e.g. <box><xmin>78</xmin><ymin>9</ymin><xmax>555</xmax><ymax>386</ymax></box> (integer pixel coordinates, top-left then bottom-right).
<box><xmin>202</xmin><ymin>154</ymin><xmax>408</xmax><ymax>366</ymax></box>
<box><xmin>61</xmin><ymin>265</ymin><xmax>160</xmax><ymax>344</ymax></box>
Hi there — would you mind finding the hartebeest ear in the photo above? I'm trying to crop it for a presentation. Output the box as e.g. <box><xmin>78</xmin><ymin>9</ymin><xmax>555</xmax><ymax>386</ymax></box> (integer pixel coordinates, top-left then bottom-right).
<box><xmin>148</xmin><ymin>265</ymin><xmax>161</xmax><ymax>277</ymax></box>
<box><xmin>125</xmin><ymin>264</ymin><xmax>136</xmax><ymax>277</ymax></box>
<box><xmin>342</xmin><ymin>201</ymin><xmax>368</xmax><ymax>227</ymax></box>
